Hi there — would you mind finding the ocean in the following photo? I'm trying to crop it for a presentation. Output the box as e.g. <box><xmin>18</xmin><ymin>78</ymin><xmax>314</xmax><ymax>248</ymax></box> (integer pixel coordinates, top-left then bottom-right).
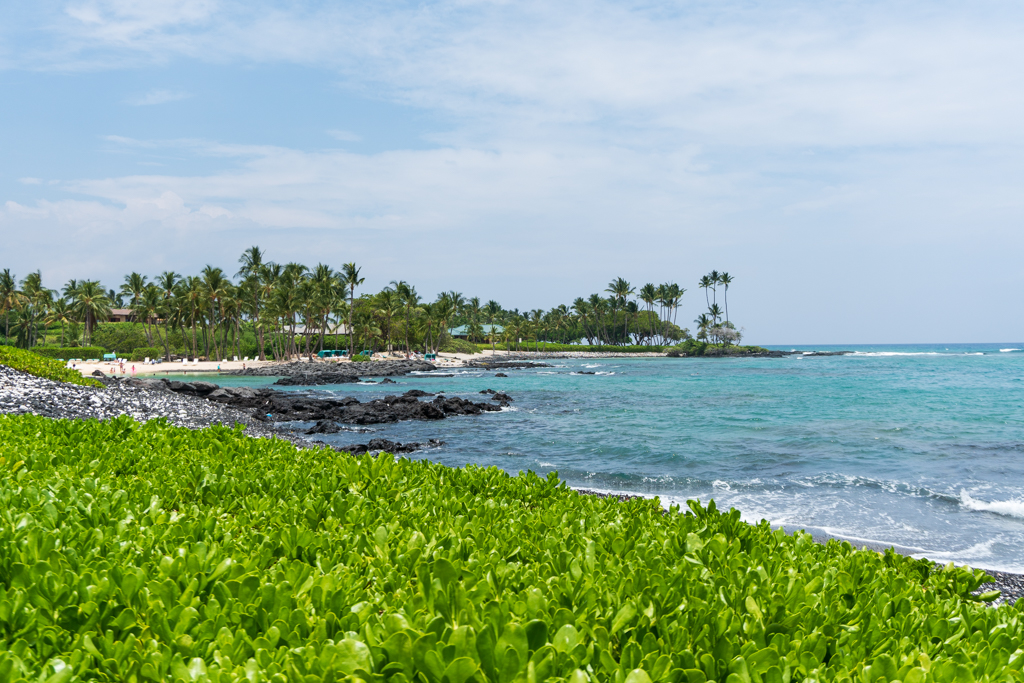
<box><xmin>204</xmin><ymin>343</ymin><xmax>1024</xmax><ymax>572</ymax></box>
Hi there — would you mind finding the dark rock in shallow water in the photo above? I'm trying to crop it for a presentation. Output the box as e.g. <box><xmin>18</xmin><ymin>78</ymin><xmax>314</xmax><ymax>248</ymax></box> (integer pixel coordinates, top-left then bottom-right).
<box><xmin>491</xmin><ymin>392</ymin><xmax>513</xmax><ymax>403</ymax></box>
<box><xmin>274</xmin><ymin>373</ymin><xmax>360</xmax><ymax>386</ymax></box>
<box><xmin>495</xmin><ymin>373</ymin><xmax>508</xmax><ymax>378</ymax></box>
<box><xmin>127</xmin><ymin>378</ymin><xmax>510</xmax><ymax>425</ymax></box>
<box><xmin>577</xmin><ymin>371</ymin><xmax>596</xmax><ymax>375</ymax></box>
<box><xmin>230</xmin><ymin>359</ymin><xmax>437</xmax><ymax>382</ymax></box>
<box><xmin>380</xmin><ymin>378</ymin><xmax>396</xmax><ymax>384</ymax></box>
<box><xmin>306</xmin><ymin>419</ymin><xmax>341</xmax><ymax>434</ymax></box>
<box><xmin>338</xmin><ymin>438</ymin><xmax>444</xmax><ymax>455</ymax></box>
<box><xmin>403</xmin><ymin>389</ymin><xmax>434</xmax><ymax>397</ymax></box>
<box><xmin>91</xmin><ymin>369</ymin><xmax>106</xmax><ymax>377</ymax></box>
<box><xmin>480</xmin><ymin>389</ymin><xmax>496</xmax><ymax>394</ymax></box>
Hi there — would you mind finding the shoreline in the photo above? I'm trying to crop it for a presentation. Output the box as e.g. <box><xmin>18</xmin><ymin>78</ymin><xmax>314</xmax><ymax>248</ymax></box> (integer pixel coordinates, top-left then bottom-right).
<box><xmin>67</xmin><ymin>347</ymin><xmax>833</xmax><ymax>380</ymax></box>
<box><xmin>7</xmin><ymin>360</ymin><xmax>1021</xmax><ymax>605</ymax></box>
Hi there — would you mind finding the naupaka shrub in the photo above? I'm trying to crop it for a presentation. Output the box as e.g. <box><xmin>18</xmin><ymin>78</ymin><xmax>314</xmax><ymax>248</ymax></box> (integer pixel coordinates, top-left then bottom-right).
<box><xmin>0</xmin><ymin>346</ymin><xmax>104</xmax><ymax>388</ymax></box>
<box><xmin>0</xmin><ymin>414</ymin><xmax>1020</xmax><ymax>683</ymax></box>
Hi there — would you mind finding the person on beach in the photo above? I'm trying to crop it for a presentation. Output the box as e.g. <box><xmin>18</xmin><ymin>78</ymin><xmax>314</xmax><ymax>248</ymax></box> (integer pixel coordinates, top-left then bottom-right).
<box><xmin>131</xmin><ymin>365</ymin><xmax>135</xmax><ymax>375</ymax></box>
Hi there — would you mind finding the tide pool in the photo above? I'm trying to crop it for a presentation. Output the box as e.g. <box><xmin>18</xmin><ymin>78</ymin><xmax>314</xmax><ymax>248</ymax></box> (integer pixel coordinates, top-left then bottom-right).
<box><xmin>204</xmin><ymin>343</ymin><xmax>1024</xmax><ymax>571</ymax></box>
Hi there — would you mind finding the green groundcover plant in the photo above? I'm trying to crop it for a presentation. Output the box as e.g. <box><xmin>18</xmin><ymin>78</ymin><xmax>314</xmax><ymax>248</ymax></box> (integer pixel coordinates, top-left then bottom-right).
<box><xmin>0</xmin><ymin>414</ymin><xmax>1021</xmax><ymax>683</ymax></box>
<box><xmin>0</xmin><ymin>347</ymin><xmax>104</xmax><ymax>388</ymax></box>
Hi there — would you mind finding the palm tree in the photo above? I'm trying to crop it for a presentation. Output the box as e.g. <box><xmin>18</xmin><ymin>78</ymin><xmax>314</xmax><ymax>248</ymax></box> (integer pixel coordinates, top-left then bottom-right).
<box><xmin>639</xmin><ymin>284</ymin><xmax>657</xmax><ymax>346</ymax></box>
<box><xmin>237</xmin><ymin>246</ymin><xmax>268</xmax><ymax>360</ymax></box>
<box><xmin>708</xmin><ymin>303</ymin><xmax>724</xmax><ymax>326</ymax></box>
<box><xmin>719</xmin><ymin>272</ymin><xmax>733</xmax><ymax>322</ymax></box>
<box><xmin>201</xmin><ymin>266</ymin><xmax>231</xmax><ymax>361</ymax></box>
<box><xmin>0</xmin><ymin>270</ymin><xmax>23</xmax><ymax>341</ymax></box>
<box><xmin>699</xmin><ymin>275</ymin><xmax>712</xmax><ymax>309</ymax></box>
<box><xmin>572</xmin><ymin>298</ymin><xmax>592</xmax><ymax>345</ymax></box>
<box><xmin>341</xmin><ymin>263</ymin><xmax>364</xmax><ymax>358</ymax></box>
<box><xmin>72</xmin><ymin>281</ymin><xmax>111</xmax><ymax>345</ymax></box>
<box><xmin>47</xmin><ymin>298</ymin><xmax>74</xmax><ymax>346</ymax></box>
<box><xmin>605</xmin><ymin>277</ymin><xmax>635</xmax><ymax>345</ymax></box>
<box><xmin>391</xmin><ymin>281</ymin><xmax>420</xmax><ymax>357</ymax></box>
<box><xmin>120</xmin><ymin>272</ymin><xmax>148</xmax><ymax>313</ymax></box>
<box><xmin>694</xmin><ymin>313</ymin><xmax>711</xmax><ymax>342</ymax></box>
<box><xmin>485</xmin><ymin>300</ymin><xmax>502</xmax><ymax>351</ymax></box>
<box><xmin>709</xmin><ymin>271</ymin><xmax>721</xmax><ymax>307</ymax></box>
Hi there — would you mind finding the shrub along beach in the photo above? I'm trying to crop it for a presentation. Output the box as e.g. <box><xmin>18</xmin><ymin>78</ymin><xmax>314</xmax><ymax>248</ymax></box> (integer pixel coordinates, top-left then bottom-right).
<box><xmin>3</xmin><ymin>252</ymin><xmax>1024</xmax><ymax>682</ymax></box>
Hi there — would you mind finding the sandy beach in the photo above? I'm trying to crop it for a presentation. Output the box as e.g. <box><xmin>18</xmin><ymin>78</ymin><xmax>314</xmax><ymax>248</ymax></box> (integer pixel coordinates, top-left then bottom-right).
<box><xmin>69</xmin><ymin>348</ymin><xmax>673</xmax><ymax>379</ymax></box>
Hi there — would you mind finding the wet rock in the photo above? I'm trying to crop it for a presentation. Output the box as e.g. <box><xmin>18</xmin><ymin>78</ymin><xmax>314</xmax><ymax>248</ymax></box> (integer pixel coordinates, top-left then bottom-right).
<box><xmin>491</xmin><ymin>392</ymin><xmax>513</xmax><ymax>403</ymax></box>
<box><xmin>495</xmin><ymin>373</ymin><xmax>508</xmax><ymax>378</ymax></box>
<box><xmin>403</xmin><ymin>389</ymin><xmax>434</xmax><ymax>397</ymax></box>
<box><xmin>231</xmin><ymin>359</ymin><xmax>437</xmax><ymax>382</ymax></box>
<box><xmin>479</xmin><ymin>389</ymin><xmax>496</xmax><ymax>394</ymax></box>
<box><xmin>274</xmin><ymin>373</ymin><xmax>360</xmax><ymax>386</ymax></box>
<box><xmin>380</xmin><ymin>378</ymin><xmax>397</xmax><ymax>384</ymax></box>
<box><xmin>338</xmin><ymin>438</ymin><xmax>444</xmax><ymax>455</ymax></box>
<box><xmin>306</xmin><ymin>419</ymin><xmax>341</xmax><ymax>434</ymax></box>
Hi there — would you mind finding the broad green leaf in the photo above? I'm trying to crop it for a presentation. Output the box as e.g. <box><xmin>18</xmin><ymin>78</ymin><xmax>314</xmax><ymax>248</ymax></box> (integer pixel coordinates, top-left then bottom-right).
<box><xmin>611</xmin><ymin>602</ymin><xmax>637</xmax><ymax>634</ymax></box>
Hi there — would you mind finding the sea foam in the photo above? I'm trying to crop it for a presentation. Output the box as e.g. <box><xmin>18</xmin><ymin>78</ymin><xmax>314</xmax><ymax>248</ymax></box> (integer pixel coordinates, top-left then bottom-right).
<box><xmin>960</xmin><ymin>490</ymin><xmax>1024</xmax><ymax>519</ymax></box>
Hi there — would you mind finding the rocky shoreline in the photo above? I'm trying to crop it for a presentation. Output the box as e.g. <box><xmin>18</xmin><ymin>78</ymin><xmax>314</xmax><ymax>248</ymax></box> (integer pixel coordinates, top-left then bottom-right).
<box><xmin>228</xmin><ymin>359</ymin><xmax>437</xmax><ymax>385</ymax></box>
<box><xmin>121</xmin><ymin>377</ymin><xmax>513</xmax><ymax>425</ymax></box>
<box><xmin>0</xmin><ymin>364</ymin><xmax>300</xmax><ymax>443</ymax></box>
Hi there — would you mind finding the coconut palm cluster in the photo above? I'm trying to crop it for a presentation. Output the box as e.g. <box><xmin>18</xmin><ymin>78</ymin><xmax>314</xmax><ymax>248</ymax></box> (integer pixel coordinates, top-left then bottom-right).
<box><xmin>0</xmin><ymin>247</ymin><xmax>728</xmax><ymax>359</ymax></box>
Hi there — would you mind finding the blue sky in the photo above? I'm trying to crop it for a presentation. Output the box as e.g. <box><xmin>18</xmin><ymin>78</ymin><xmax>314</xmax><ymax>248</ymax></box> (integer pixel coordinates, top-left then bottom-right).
<box><xmin>3</xmin><ymin>0</ymin><xmax>1024</xmax><ymax>343</ymax></box>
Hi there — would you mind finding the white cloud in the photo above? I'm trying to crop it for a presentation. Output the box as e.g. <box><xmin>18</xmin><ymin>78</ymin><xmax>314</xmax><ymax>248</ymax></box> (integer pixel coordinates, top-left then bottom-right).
<box><xmin>327</xmin><ymin>129</ymin><xmax>362</xmax><ymax>142</ymax></box>
<box><xmin>5</xmin><ymin>1</ymin><xmax>1024</xmax><ymax>341</ymax></box>
<box><xmin>18</xmin><ymin>177</ymin><xmax>42</xmax><ymax>184</ymax></box>
<box><xmin>124</xmin><ymin>88</ymin><xmax>192</xmax><ymax>105</ymax></box>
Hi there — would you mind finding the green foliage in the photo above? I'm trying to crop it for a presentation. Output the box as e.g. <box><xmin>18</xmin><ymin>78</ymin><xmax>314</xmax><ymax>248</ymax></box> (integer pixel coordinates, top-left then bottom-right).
<box><xmin>349</xmin><ymin>354</ymin><xmax>372</xmax><ymax>362</ymax></box>
<box><xmin>0</xmin><ymin>346</ymin><xmax>105</xmax><ymax>388</ymax></box>
<box><xmin>130</xmin><ymin>347</ymin><xmax>167</xmax><ymax>362</ymax></box>
<box><xmin>0</xmin><ymin>413</ymin><xmax>1018</xmax><ymax>683</ymax></box>
<box><xmin>29</xmin><ymin>346</ymin><xmax>106</xmax><ymax>360</ymax></box>
<box><xmin>90</xmin><ymin>323</ymin><xmax>190</xmax><ymax>356</ymax></box>
<box><xmin>439</xmin><ymin>337</ymin><xmax>482</xmax><ymax>354</ymax></box>
<box><xmin>669</xmin><ymin>341</ymin><xmax>772</xmax><ymax>357</ymax></box>
<box><xmin>89</xmin><ymin>323</ymin><xmax>150</xmax><ymax>354</ymax></box>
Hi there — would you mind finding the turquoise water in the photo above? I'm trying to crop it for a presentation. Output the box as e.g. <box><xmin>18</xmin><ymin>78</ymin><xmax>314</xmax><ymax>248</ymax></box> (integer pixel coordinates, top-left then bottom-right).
<box><xmin>191</xmin><ymin>343</ymin><xmax>1024</xmax><ymax>571</ymax></box>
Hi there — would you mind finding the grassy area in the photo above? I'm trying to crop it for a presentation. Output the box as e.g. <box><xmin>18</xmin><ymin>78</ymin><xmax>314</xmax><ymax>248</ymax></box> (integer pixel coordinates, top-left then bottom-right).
<box><xmin>0</xmin><ymin>413</ymin><xmax>1019</xmax><ymax>682</ymax></box>
<box><xmin>0</xmin><ymin>345</ymin><xmax>104</xmax><ymax>388</ymax></box>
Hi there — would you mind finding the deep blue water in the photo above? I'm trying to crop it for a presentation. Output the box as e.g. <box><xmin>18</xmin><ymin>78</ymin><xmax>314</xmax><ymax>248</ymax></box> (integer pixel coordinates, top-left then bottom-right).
<box><xmin>167</xmin><ymin>343</ymin><xmax>1024</xmax><ymax>571</ymax></box>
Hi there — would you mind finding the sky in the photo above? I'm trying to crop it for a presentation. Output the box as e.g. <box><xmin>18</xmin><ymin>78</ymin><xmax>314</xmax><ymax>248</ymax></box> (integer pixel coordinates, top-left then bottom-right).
<box><xmin>2</xmin><ymin>0</ymin><xmax>1024</xmax><ymax>344</ymax></box>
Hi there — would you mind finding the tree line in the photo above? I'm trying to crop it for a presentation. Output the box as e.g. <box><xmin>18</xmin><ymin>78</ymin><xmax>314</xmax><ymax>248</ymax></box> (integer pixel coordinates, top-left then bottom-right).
<box><xmin>0</xmin><ymin>247</ymin><xmax>738</xmax><ymax>359</ymax></box>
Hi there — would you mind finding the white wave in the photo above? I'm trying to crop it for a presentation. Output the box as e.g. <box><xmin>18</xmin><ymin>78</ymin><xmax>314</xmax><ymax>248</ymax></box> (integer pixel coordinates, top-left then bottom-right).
<box><xmin>595</xmin><ymin>371</ymin><xmax>616</xmax><ymax>375</ymax></box>
<box><xmin>960</xmin><ymin>490</ymin><xmax>1024</xmax><ymax>518</ymax></box>
<box><xmin>538</xmin><ymin>462</ymin><xmax>555</xmax><ymax>467</ymax></box>
<box><xmin>912</xmin><ymin>538</ymin><xmax>997</xmax><ymax>562</ymax></box>
<box><xmin>1001</xmin><ymin>348</ymin><xmax>1021</xmax><ymax>353</ymax></box>
<box><xmin>849</xmin><ymin>351</ymin><xmax>943</xmax><ymax>357</ymax></box>
<box><xmin>712</xmin><ymin>480</ymin><xmax>732</xmax><ymax>491</ymax></box>
<box><xmin>582</xmin><ymin>363</ymin><xmax>602</xmax><ymax>369</ymax></box>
